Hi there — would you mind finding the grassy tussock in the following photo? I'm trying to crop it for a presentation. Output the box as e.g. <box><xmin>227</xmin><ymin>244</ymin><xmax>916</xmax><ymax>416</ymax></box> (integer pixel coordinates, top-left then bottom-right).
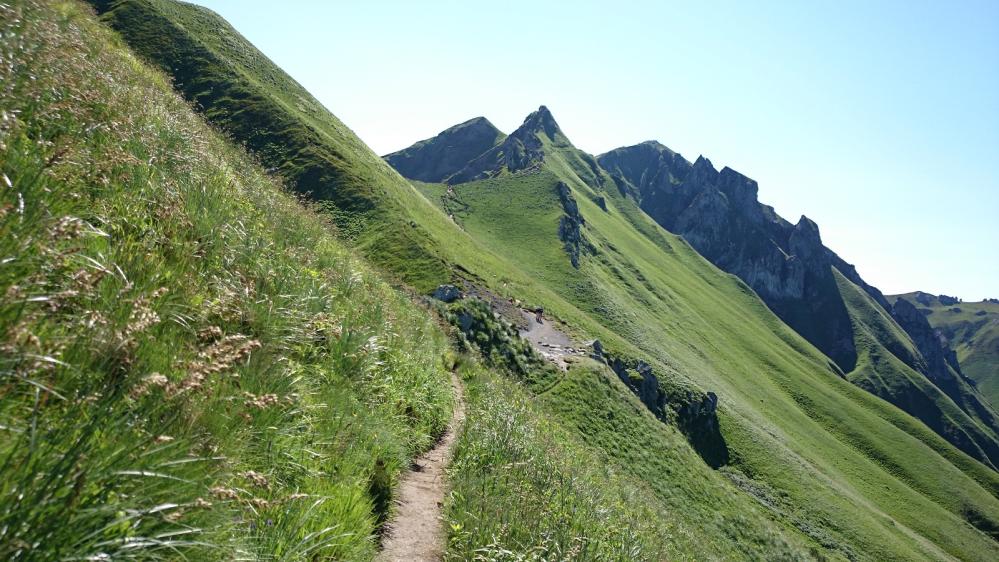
<box><xmin>0</xmin><ymin>1</ymin><xmax>452</xmax><ymax>559</ymax></box>
<box><xmin>445</xmin><ymin>362</ymin><xmax>689</xmax><ymax>561</ymax></box>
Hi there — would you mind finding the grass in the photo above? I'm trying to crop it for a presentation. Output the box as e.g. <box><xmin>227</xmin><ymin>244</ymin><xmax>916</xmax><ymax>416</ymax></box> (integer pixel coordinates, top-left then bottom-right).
<box><xmin>0</xmin><ymin>1</ymin><xmax>453</xmax><ymax>559</ymax></box>
<box><xmin>837</xmin><ymin>271</ymin><xmax>999</xmax><ymax>468</ymax></box>
<box><xmin>87</xmin><ymin>0</ymin><xmax>463</xmax><ymax>292</ymax></box>
<box><xmin>85</xmin><ymin>0</ymin><xmax>999</xmax><ymax>559</ymax></box>
<box><xmin>446</xmin><ymin>360</ymin><xmax>705</xmax><ymax>561</ymax></box>
<box><xmin>413</xmin><ymin>137</ymin><xmax>999</xmax><ymax>559</ymax></box>
<box><xmin>892</xmin><ymin>293</ymin><xmax>999</xmax><ymax>407</ymax></box>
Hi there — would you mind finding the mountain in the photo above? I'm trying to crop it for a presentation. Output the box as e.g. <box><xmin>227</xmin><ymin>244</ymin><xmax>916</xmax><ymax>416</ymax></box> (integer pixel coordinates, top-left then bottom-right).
<box><xmin>598</xmin><ymin>140</ymin><xmax>999</xmax><ymax>466</ymax></box>
<box><xmin>66</xmin><ymin>0</ymin><xmax>999</xmax><ymax>559</ymax></box>
<box><xmin>389</xmin><ymin>106</ymin><xmax>999</xmax><ymax>558</ymax></box>
<box><xmin>384</xmin><ymin>116</ymin><xmax>505</xmax><ymax>182</ymax></box>
<box><xmin>893</xmin><ymin>292</ymin><xmax>999</xmax><ymax>406</ymax></box>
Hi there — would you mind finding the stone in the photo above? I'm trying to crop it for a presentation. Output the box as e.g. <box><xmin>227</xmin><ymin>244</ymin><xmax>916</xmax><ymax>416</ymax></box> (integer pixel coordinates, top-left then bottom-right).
<box><xmin>432</xmin><ymin>284</ymin><xmax>462</xmax><ymax>303</ymax></box>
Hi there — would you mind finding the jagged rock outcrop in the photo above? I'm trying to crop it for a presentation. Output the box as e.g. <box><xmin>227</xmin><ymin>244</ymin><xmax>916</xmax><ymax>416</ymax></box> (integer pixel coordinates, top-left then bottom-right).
<box><xmin>448</xmin><ymin>106</ymin><xmax>568</xmax><ymax>184</ymax></box>
<box><xmin>556</xmin><ymin>181</ymin><xmax>586</xmax><ymax>268</ymax></box>
<box><xmin>432</xmin><ymin>284</ymin><xmax>462</xmax><ymax>303</ymax></box>
<box><xmin>892</xmin><ymin>298</ymin><xmax>960</xmax><ymax>382</ymax></box>
<box><xmin>383</xmin><ymin>117</ymin><xmax>505</xmax><ymax>183</ymax></box>
<box><xmin>599</xmin><ymin>141</ymin><xmax>999</xmax><ymax>463</ymax></box>
<box><xmin>599</xmin><ymin>346</ymin><xmax>728</xmax><ymax>468</ymax></box>
<box><xmin>599</xmin><ymin>142</ymin><xmax>900</xmax><ymax>372</ymax></box>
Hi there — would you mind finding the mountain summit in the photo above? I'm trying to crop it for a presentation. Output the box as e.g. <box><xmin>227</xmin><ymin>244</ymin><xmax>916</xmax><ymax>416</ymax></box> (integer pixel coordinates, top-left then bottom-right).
<box><xmin>384</xmin><ymin>116</ymin><xmax>504</xmax><ymax>183</ymax></box>
<box><xmin>448</xmin><ymin>105</ymin><xmax>572</xmax><ymax>183</ymax></box>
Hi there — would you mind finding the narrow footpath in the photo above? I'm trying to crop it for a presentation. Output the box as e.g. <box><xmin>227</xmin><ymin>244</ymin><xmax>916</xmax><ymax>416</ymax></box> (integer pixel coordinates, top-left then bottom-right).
<box><xmin>377</xmin><ymin>373</ymin><xmax>465</xmax><ymax>562</ymax></box>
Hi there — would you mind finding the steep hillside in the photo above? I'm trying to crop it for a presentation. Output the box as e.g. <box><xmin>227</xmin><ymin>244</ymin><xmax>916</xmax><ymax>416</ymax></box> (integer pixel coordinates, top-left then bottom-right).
<box><xmin>598</xmin><ymin>139</ymin><xmax>999</xmax><ymax>466</ymax></box>
<box><xmin>893</xmin><ymin>293</ymin><xmax>999</xmax><ymax>406</ymax></box>
<box><xmin>85</xmin><ymin>0</ymin><xmax>469</xmax><ymax>291</ymax></box>
<box><xmin>0</xmin><ymin>1</ymin><xmax>454</xmax><ymax>558</ymax></box>
<box><xmin>87</xmin><ymin>0</ymin><xmax>999</xmax><ymax>559</ymax></box>
<box><xmin>395</xmin><ymin>107</ymin><xmax>999</xmax><ymax>560</ymax></box>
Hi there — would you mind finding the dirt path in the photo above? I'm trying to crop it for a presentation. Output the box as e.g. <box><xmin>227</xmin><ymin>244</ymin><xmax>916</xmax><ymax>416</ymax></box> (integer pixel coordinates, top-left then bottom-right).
<box><xmin>377</xmin><ymin>372</ymin><xmax>465</xmax><ymax>562</ymax></box>
<box><xmin>518</xmin><ymin>309</ymin><xmax>584</xmax><ymax>371</ymax></box>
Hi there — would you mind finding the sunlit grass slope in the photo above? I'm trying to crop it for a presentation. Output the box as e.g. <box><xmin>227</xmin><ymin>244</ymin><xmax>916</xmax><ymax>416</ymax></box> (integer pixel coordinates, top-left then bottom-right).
<box><xmin>86</xmin><ymin>1</ymin><xmax>999</xmax><ymax>559</ymax></box>
<box><xmin>0</xmin><ymin>1</ymin><xmax>453</xmax><ymax>559</ymax></box>
<box><xmin>422</xmin><ymin>129</ymin><xmax>999</xmax><ymax>559</ymax></box>
<box><xmin>87</xmin><ymin>0</ymin><xmax>470</xmax><ymax>290</ymax></box>
<box><xmin>837</xmin><ymin>273</ymin><xmax>999</xmax><ymax>468</ymax></box>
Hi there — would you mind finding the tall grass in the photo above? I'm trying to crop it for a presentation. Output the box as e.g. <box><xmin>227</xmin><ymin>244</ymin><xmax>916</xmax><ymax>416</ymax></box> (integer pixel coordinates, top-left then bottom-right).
<box><xmin>445</xmin><ymin>360</ymin><xmax>696</xmax><ymax>561</ymax></box>
<box><xmin>0</xmin><ymin>1</ymin><xmax>452</xmax><ymax>559</ymax></box>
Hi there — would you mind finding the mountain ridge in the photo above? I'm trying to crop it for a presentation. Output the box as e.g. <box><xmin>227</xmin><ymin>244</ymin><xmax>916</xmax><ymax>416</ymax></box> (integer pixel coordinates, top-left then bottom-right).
<box><xmin>77</xmin><ymin>2</ymin><xmax>999</xmax><ymax>557</ymax></box>
<box><xmin>392</xmin><ymin>107</ymin><xmax>999</xmax><ymax>469</ymax></box>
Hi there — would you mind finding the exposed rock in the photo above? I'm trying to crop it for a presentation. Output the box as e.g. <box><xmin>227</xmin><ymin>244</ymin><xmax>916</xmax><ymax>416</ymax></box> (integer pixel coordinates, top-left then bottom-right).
<box><xmin>674</xmin><ymin>390</ymin><xmax>728</xmax><ymax>469</ymax></box>
<box><xmin>432</xmin><ymin>284</ymin><xmax>462</xmax><ymax>303</ymax></box>
<box><xmin>448</xmin><ymin>106</ymin><xmax>569</xmax><ymax>184</ymax></box>
<box><xmin>383</xmin><ymin>117</ymin><xmax>505</xmax><ymax>183</ymax></box>
<box><xmin>556</xmin><ymin>181</ymin><xmax>587</xmax><ymax>268</ymax></box>
<box><xmin>600</xmin><ymin>349</ymin><xmax>727</xmax><ymax>468</ymax></box>
<box><xmin>892</xmin><ymin>298</ymin><xmax>960</xmax><ymax>382</ymax></box>
<box><xmin>598</xmin><ymin>142</ymin><xmax>902</xmax><ymax>373</ymax></box>
<box><xmin>590</xmin><ymin>339</ymin><xmax>604</xmax><ymax>360</ymax></box>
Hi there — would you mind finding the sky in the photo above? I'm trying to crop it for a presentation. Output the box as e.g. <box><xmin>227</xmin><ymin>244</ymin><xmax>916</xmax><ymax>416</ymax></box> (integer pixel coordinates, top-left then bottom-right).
<box><xmin>193</xmin><ymin>0</ymin><xmax>999</xmax><ymax>299</ymax></box>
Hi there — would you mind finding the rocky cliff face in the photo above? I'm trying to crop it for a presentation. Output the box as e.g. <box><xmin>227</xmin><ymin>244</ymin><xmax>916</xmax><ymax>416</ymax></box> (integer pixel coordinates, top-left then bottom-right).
<box><xmin>600</xmin><ymin>143</ymin><xmax>919</xmax><ymax>371</ymax></box>
<box><xmin>892</xmin><ymin>298</ymin><xmax>961</xmax><ymax>382</ymax></box>
<box><xmin>383</xmin><ymin>117</ymin><xmax>506</xmax><ymax>183</ymax></box>
<box><xmin>600</xmin><ymin>143</ymin><xmax>875</xmax><ymax>370</ymax></box>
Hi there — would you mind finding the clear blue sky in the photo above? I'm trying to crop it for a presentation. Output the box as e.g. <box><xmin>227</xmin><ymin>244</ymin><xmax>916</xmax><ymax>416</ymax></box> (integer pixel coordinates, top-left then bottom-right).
<box><xmin>193</xmin><ymin>0</ymin><xmax>998</xmax><ymax>299</ymax></box>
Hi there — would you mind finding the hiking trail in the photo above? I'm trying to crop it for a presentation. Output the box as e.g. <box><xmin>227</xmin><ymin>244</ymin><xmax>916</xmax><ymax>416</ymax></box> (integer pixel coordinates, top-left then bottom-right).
<box><xmin>377</xmin><ymin>372</ymin><xmax>465</xmax><ymax>562</ymax></box>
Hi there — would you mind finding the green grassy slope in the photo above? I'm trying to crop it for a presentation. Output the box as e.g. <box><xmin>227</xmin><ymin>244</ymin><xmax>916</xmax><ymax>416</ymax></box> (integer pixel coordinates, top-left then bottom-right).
<box><xmin>893</xmin><ymin>293</ymin><xmax>999</xmax><ymax>407</ymax></box>
<box><xmin>0</xmin><ymin>1</ymin><xmax>454</xmax><ymax>559</ymax></box>
<box><xmin>596</xmin><ymin>139</ymin><xmax>999</xmax><ymax>466</ymax></box>
<box><xmin>87</xmin><ymin>0</ymin><xmax>466</xmax><ymax>291</ymax></box>
<box><xmin>414</xmin><ymin>115</ymin><xmax>999</xmax><ymax>559</ymax></box>
<box><xmin>87</xmin><ymin>1</ymin><xmax>999</xmax><ymax>558</ymax></box>
<box><xmin>837</xmin><ymin>274</ymin><xmax>999</xmax><ymax>466</ymax></box>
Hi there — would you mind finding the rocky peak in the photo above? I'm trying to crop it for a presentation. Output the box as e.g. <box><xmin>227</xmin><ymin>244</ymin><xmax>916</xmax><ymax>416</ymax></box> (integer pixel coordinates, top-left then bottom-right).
<box><xmin>717</xmin><ymin>167</ymin><xmax>759</xmax><ymax>209</ymax></box>
<box><xmin>689</xmin><ymin>155</ymin><xmax>719</xmax><ymax>186</ymax></box>
<box><xmin>791</xmin><ymin>215</ymin><xmax>822</xmax><ymax>244</ymax></box>
<box><xmin>384</xmin><ymin>116</ymin><xmax>505</xmax><ymax>183</ymax></box>
<box><xmin>514</xmin><ymin>104</ymin><xmax>565</xmax><ymax>143</ymax></box>
<box><xmin>445</xmin><ymin>106</ymin><xmax>574</xmax><ymax>184</ymax></box>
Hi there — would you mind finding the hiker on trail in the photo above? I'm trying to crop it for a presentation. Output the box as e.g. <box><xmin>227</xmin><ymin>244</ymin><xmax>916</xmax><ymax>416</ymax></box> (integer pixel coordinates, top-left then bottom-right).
<box><xmin>535</xmin><ymin>307</ymin><xmax>544</xmax><ymax>324</ymax></box>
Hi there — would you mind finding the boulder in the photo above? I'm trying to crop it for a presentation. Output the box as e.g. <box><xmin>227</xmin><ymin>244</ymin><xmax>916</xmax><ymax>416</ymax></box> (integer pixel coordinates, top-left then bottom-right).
<box><xmin>433</xmin><ymin>284</ymin><xmax>462</xmax><ymax>303</ymax></box>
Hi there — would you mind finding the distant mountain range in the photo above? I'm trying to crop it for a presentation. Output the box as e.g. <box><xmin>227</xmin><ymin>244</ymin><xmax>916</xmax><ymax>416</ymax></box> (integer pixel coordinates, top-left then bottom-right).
<box><xmin>387</xmin><ymin>108</ymin><xmax>999</xmax><ymax>468</ymax></box>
